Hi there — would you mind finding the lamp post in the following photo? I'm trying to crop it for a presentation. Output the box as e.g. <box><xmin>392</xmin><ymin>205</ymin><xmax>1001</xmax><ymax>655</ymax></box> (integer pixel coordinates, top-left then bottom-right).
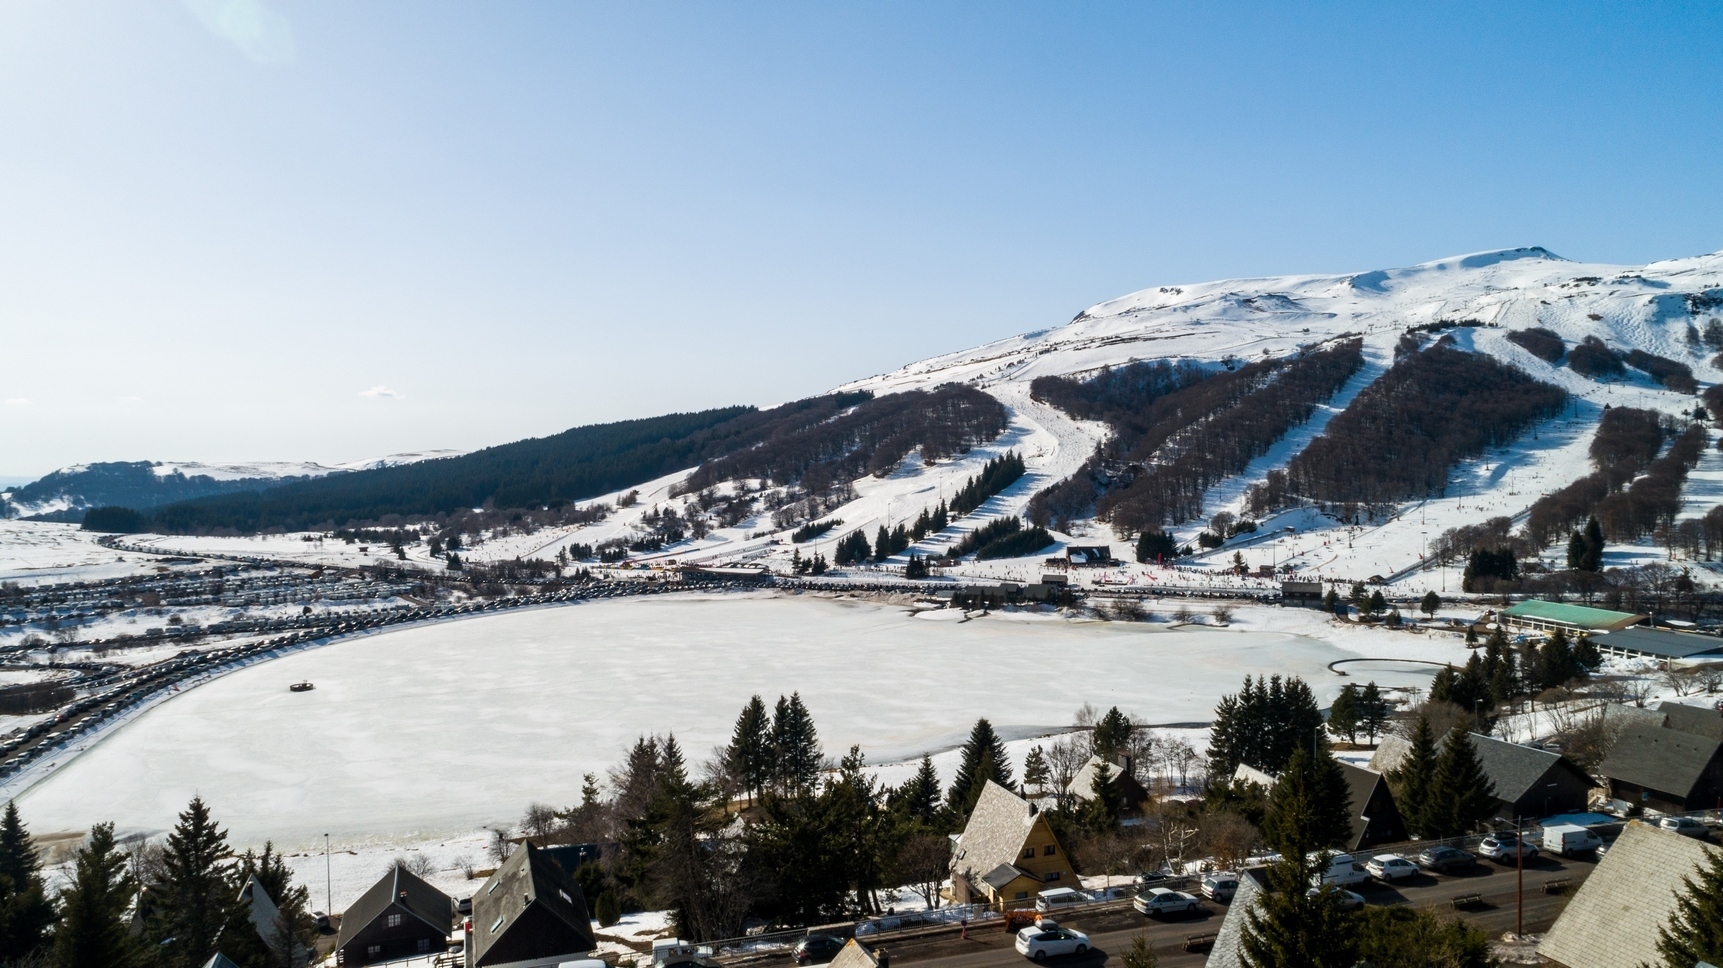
<box><xmin>325</xmin><ymin>833</ymin><xmax>331</xmax><ymax>915</ymax></box>
<box><xmin>1495</xmin><ymin>816</ymin><xmax>1524</xmax><ymax>936</ymax></box>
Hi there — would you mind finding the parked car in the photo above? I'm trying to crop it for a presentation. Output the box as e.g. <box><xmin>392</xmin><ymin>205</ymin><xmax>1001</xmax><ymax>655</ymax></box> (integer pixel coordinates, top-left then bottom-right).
<box><xmin>1657</xmin><ymin>816</ymin><xmax>1713</xmax><ymax>840</ymax></box>
<box><xmin>1310</xmin><ymin>852</ymin><xmax>1369</xmax><ymax>887</ymax></box>
<box><xmin>1035</xmin><ymin>887</ymin><xmax>1087</xmax><ymax>913</ymax></box>
<box><xmin>1015</xmin><ymin>924</ymin><xmax>1090</xmax><ymax>961</ymax></box>
<box><xmin>1200</xmin><ymin>872</ymin><xmax>1240</xmax><ymax>902</ymax></box>
<box><xmin>1308</xmin><ymin>887</ymin><xmax>1365</xmax><ymax>911</ymax></box>
<box><xmin>1415</xmin><ymin>846</ymin><xmax>1476</xmax><ymax>874</ymax></box>
<box><xmin>1365</xmin><ymin>854</ymin><xmax>1419</xmax><ymax>882</ymax></box>
<box><xmin>1133</xmin><ymin>887</ymin><xmax>1204</xmax><ymax>917</ymax></box>
<box><xmin>1541</xmin><ymin>823</ymin><xmax>1603</xmax><ymax>857</ymax></box>
<box><xmin>1478</xmin><ymin>833</ymin><xmax>1540</xmax><ymax>863</ymax></box>
<box><xmin>793</xmin><ymin>935</ymin><xmax>845</xmax><ymax>966</ymax></box>
<box><xmin>1132</xmin><ymin>871</ymin><xmax>1172</xmax><ymax>891</ymax></box>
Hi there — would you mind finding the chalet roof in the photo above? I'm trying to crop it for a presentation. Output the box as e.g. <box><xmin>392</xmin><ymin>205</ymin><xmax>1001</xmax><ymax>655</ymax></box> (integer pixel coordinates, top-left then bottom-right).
<box><xmin>1658</xmin><ymin>700</ymin><xmax>1723</xmax><ymax>740</ymax></box>
<box><xmin>952</xmin><ymin>781</ymin><xmax>1045</xmax><ymax>893</ymax></box>
<box><xmin>1599</xmin><ymin>702</ymin><xmax>1668</xmax><ymax>731</ymax></box>
<box><xmin>829</xmin><ymin>939</ymin><xmax>880</xmax><ymax>968</ymax></box>
<box><xmin>335</xmin><ymin>864</ymin><xmax>453</xmax><ymax>951</ymax></box>
<box><xmin>1598</xmin><ymin>726</ymin><xmax>1723</xmax><ymax>799</ymax></box>
<box><xmin>238</xmin><ymin>874</ymin><xmax>280</xmax><ymax>941</ymax></box>
<box><xmin>982</xmin><ymin>863</ymin><xmax>1033</xmax><ymax>890</ymax></box>
<box><xmin>1467</xmin><ymin>732</ymin><xmax>1575</xmax><ymax>805</ymax></box>
<box><xmin>1203</xmin><ymin>867</ymin><xmax>1269</xmax><ymax>968</ymax></box>
<box><xmin>201</xmin><ymin>956</ymin><xmax>242</xmax><ymax>968</ymax></box>
<box><xmin>1338</xmin><ymin>763</ymin><xmax>1387</xmax><ymax>843</ymax></box>
<box><xmin>1066</xmin><ymin>755</ymin><xmax>1149</xmax><ymax>804</ymax></box>
<box><xmin>470</xmin><ymin>842</ymin><xmax>596</xmax><ymax>966</ymax></box>
<box><xmin>1367</xmin><ymin>735</ymin><xmax>1410</xmax><ymax>775</ymax></box>
<box><xmin>1501</xmin><ymin>600</ymin><xmax>1643</xmax><ymax>629</ymax></box>
<box><xmin>1539</xmin><ymin>822</ymin><xmax>1719</xmax><ymax>968</ymax></box>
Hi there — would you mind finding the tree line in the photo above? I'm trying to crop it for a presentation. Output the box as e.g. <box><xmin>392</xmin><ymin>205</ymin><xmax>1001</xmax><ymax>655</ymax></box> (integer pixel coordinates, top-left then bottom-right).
<box><xmin>1</xmin><ymin>797</ymin><xmax>316</xmax><ymax>967</ymax></box>
<box><xmin>1277</xmin><ymin>341</ymin><xmax>1569</xmax><ymax>510</ymax></box>
<box><xmin>1504</xmin><ymin>326</ymin><xmax>1565</xmax><ymax>362</ymax></box>
<box><xmin>1524</xmin><ymin>406</ymin><xmax>1666</xmax><ymax>547</ymax></box>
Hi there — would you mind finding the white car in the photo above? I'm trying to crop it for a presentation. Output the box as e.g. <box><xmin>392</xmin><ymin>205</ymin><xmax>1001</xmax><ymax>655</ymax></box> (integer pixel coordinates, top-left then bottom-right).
<box><xmin>1015</xmin><ymin>925</ymin><xmax>1090</xmax><ymax>962</ymax></box>
<box><xmin>1200</xmin><ymin>872</ymin><xmax>1240</xmax><ymax>902</ymax></box>
<box><xmin>1658</xmin><ymin>816</ymin><xmax>1712</xmax><ymax>840</ymax></box>
<box><xmin>1365</xmin><ymin>854</ymin><xmax>1418</xmax><ymax>882</ymax></box>
<box><xmin>1133</xmin><ymin>887</ymin><xmax>1203</xmax><ymax>917</ymax></box>
<box><xmin>1478</xmin><ymin>833</ymin><xmax>1540</xmax><ymax>863</ymax></box>
<box><xmin>1307</xmin><ymin>887</ymin><xmax>1365</xmax><ymax>911</ymax></box>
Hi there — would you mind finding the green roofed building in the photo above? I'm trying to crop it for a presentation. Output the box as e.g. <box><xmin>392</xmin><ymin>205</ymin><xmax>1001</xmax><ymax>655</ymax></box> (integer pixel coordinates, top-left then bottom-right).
<box><xmin>1500</xmin><ymin>600</ymin><xmax>1645</xmax><ymax>634</ymax></box>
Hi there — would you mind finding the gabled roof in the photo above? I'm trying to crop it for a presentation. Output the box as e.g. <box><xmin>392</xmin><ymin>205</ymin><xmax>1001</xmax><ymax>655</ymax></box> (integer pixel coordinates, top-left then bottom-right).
<box><xmin>829</xmin><ymin>939</ymin><xmax>880</xmax><ymax>968</ymax></box>
<box><xmin>981</xmin><ymin>863</ymin><xmax>1034</xmax><ymax>890</ymax></box>
<box><xmin>1203</xmin><ymin>867</ymin><xmax>1269</xmax><ymax>968</ymax></box>
<box><xmin>1539</xmin><ymin>822</ymin><xmax>1720</xmax><ymax>968</ymax></box>
<box><xmin>952</xmin><ymin>781</ymin><xmax>1044</xmax><ymax>893</ymax></box>
<box><xmin>1658</xmin><ymin>700</ymin><xmax>1723</xmax><ymax>740</ymax></box>
<box><xmin>470</xmin><ymin>842</ymin><xmax>596</xmax><ymax>966</ymax></box>
<box><xmin>1338</xmin><ymin>763</ymin><xmax>1395</xmax><ymax>845</ymax></box>
<box><xmin>201</xmin><ymin>956</ymin><xmax>242</xmax><ymax>968</ymax></box>
<box><xmin>1467</xmin><ymin>732</ymin><xmax>1578</xmax><ymax>805</ymax></box>
<box><xmin>1066</xmin><ymin>755</ymin><xmax>1149</xmax><ymax>805</ymax></box>
<box><xmin>335</xmin><ymin>864</ymin><xmax>453</xmax><ymax>950</ymax></box>
<box><xmin>238</xmin><ymin>874</ymin><xmax>281</xmax><ymax>945</ymax></box>
<box><xmin>1598</xmin><ymin>725</ymin><xmax>1723</xmax><ymax>799</ymax></box>
<box><xmin>1367</xmin><ymin>734</ymin><xmax>1410</xmax><ymax>775</ymax></box>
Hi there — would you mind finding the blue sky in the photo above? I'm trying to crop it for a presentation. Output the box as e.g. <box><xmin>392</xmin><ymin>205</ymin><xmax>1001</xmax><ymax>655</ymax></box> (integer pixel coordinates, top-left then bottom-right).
<box><xmin>2</xmin><ymin>1</ymin><xmax>1720</xmax><ymax>477</ymax></box>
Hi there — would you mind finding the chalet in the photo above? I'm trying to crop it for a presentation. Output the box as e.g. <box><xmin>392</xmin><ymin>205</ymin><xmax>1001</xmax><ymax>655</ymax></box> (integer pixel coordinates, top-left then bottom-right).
<box><xmin>468</xmin><ymin>842</ymin><xmax>597</xmax><ymax>968</ymax></box>
<box><xmin>1065</xmin><ymin>546</ymin><xmax>1114</xmax><ymax>567</ymax></box>
<box><xmin>1337</xmin><ymin>764</ymin><xmax>1406</xmax><ymax>851</ymax></box>
<box><xmin>335</xmin><ymin>864</ymin><xmax>454</xmax><ymax>966</ymax></box>
<box><xmin>1597</xmin><ymin>726</ymin><xmax>1723</xmax><ymax>813</ymax></box>
<box><xmin>1372</xmin><ymin>732</ymin><xmax>1593</xmax><ymax>820</ymax></box>
<box><xmin>949</xmin><ymin>781</ymin><xmax>1071</xmax><ymax>906</ymax></box>
<box><xmin>1064</xmin><ymin>755</ymin><xmax>1151</xmax><ymax>816</ymax></box>
<box><xmin>1498</xmin><ymin>600</ymin><xmax>1644</xmax><ymax>635</ymax></box>
<box><xmin>237</xmin><ymin>874</ymin><xmax>310</xmax><ymax>966</ymax></box>
<box><xmin>1538</xmin><ymin>822</ymin><xmax>1720</xmax><ymax>968</ymax></box>
<box><xmin>1202</xmin><ymin>866</ymin><xmax>1270</xmax><ymax>968</ymax></box>
<box><xmin>1280</xmin><ymin>580</ymin><xmax>1324</xmax><ymax>606</ymax></box>
<box><xmin>828</xmin><ymin>939</ymin><xmax>882</xmax><ymax>968</ymax></box>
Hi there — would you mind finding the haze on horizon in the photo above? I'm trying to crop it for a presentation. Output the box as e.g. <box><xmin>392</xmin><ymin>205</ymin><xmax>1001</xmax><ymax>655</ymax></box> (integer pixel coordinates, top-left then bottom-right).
<box><xmin>2</xmin><ymin>0</ymin><xmax>1721</xmax><ymax>479</ymax></box>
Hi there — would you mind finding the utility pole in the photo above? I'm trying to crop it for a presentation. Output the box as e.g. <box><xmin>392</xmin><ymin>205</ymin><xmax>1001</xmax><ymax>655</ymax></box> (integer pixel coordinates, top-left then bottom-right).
<box><xmin>325</xmin><ymin>833</ymin><xmax>331</xmax><ymax>914</ymax></box>
<box><xmin>1515</xmin><ymin>815</ymin><xmax>1524</xmax><ymax>936</ymax></box>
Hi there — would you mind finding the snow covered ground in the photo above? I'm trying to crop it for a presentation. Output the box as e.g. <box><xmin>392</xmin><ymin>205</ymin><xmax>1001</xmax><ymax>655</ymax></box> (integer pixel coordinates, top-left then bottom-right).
<box><xmin>0</xmin><ymin>521</ymin><xmax>181</xmax><ymax>586</ymax></box>
<box><xmin>13</xmin><ymin>593</ymin><xmax>1455</xmax><ymax>850</ymax></box>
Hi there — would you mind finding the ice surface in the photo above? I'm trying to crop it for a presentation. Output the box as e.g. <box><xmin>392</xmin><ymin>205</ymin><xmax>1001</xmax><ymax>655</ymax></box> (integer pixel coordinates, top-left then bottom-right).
<box><xmin>13</xmin><ymin>594</ymin><xmax>1441</xmax><ymax>847</ymax></box>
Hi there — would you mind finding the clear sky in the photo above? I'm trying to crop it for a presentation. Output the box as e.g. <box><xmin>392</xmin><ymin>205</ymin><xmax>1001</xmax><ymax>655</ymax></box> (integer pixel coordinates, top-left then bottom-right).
<box><xmin>2</xmin><ymin>1</ymin><xmax>1720</xmax><ymax>478</ymax></box>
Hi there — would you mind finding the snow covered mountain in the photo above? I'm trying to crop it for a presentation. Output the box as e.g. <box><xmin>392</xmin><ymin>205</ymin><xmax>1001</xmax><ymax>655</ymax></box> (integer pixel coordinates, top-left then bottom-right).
<box><xmin>1</xmin><ymin>451</ymin><xmax>463</xmax><ymax>520</ymax></box>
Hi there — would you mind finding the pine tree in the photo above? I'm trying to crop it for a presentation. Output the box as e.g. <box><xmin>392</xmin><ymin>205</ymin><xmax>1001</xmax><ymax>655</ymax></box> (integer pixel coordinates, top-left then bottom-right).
<box><xmin>1573</xmin><ymin>632</ymin><xmax>1602</xmax><ymax>671</ymax></box>
<box><xmin>1427</xmin><ymin>727</ymin><xmax>1498</xmax><ymax>837</ymax></box>
<box><xmin>725</xmin><ymin>696</ymin><xmax>772</xmax><ymax>803</ymax></box>
<box><xmin>771</xmin><ymin>694</ymin><xmax>822</xmax><ymax>791</ymax></box>
<box><xmin>1092</xmin><ymin>707</ymin><xmax>1133</xmax><ymax>761</ymax></box>
<box><xmin>1322</xmin><ymin>588</ymin><xmax>1339</xmax><ymax>614</ymax></box>
<box><xmin>660</xmin><ymin>733</ymin><xmax>688</xmax><ymax>786</ymax></box>
<box><xmin>145</xmin><ymin>797</ymin><xmax>239</xmax><ymax>968</ymax></box>
<box><xmin>874</xmin><ymin>525</ymin><xmax>892</xmax><ymax>562</ymax></box>
<box><xmin>52</xmin><ymin>822</ymin><xmax>141</xmax><ymax>968</ymax></box>
<box><xmin>898</xmin><ymin>756</ymin><xmax>943</xmax><ymax>825</ymax></box>
<box><xmin>1327</xmin><ymin>685</ymin><xmax>1362</xmax><ymax>743</ymax></box>
<box><xmin>1243</xmin><ymin>744</ymin><xmax>1359</xmax><ymax>967</ymax></box>
<box><xmin>1367</xmin><ymin>589</ymin><xmax>1387</xmax><ymax>617</ymax></box>
<box><xmin>946</xmin><ymin>718</ymin><xmax>1013</xmax><ymax>813</ymax></box>
<box><xmin>1581</xmin><ymin>515</ymin><xmax>1606</xmax><ymax>572</ymax></box>
<box><xmin>1021</xmin><ymin>746</ymin><xmax>1052</xmax><ymax>795</ymax></box>
<box><xmin>1081</xmin><ymin>762</ymin><xmax>1122</xmax><ymax>831</ymax></box>
<box><xmin>1420</xmin><ymin>590</ymin><xmax>1440</xmax><ymax>618</ymax></box>
<box><xmin>1358</xmin><ymin>682</ymin><xmax>1389</xmax><ymax>743</ymax></box>
<box><xmin>1135</xmin><ymin>530</ymin><xmax>1177</xmax><ymax>563</ymax></box>
<box><xmin>0</xmin><ymin>800</ymin><xmax>53</xmax><ymax>962</ymax></box>
<box><xmin>238</xmin><ymin>844</ymin><xmax>315</xmax><ymax>968</ymax></box>
<box><xmin>1387</xmin><ymin>715</ymin><xmax>1439</xmax><ymax>837</ymax></box>
<box><xmin>1540</xmin><ymin>628</ymin><xmax>1577</xmax><ymax>689</ymax></box>
<box><xmin>1262</xmin><ymin>745</ymin><xmax>1353</xmax><ymax>858</ymax></box>
<box><xmin>1653</xmin><ymin>843</ymin><xmax>1723</xmax><ymax>968</ymax></box>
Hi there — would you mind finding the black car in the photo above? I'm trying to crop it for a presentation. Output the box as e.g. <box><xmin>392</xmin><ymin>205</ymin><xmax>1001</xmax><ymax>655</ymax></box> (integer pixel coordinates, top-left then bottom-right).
<box><xmin>794</xmin><ymin>935</ymin><xmax>846</xmax><ymax>965</ymax></box>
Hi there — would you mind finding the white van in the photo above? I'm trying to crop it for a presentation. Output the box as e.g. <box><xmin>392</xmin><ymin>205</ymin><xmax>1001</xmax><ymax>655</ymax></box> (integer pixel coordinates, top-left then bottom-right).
<box><xmin>1035</xmin><ymin>887</ymin><xmax>1086</xmax><ymax>912</ymax></box>
<box><xmin>1542</xmin><ymin>823</ymin><xmax>1602</xmax><ymax>856</ymax></box>
<box><xmin>1309</xmin><ymin>852</ymin><xmax>1368</xmax><ymax>888</ymax></box>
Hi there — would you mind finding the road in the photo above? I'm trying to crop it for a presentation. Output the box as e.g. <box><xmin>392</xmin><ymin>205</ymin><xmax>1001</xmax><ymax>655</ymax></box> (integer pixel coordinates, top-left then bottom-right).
<box><xmin>867</xmin><ymin>854</ymin><xmax>1593</xmax><ymax>968</ymax></box>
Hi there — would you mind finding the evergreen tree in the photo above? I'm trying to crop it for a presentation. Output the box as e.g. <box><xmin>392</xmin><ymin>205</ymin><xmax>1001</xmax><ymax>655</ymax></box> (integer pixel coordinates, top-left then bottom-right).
<box><xmin>874</xmin><ymin>525</ymin><xmax>892</xmax><ymax>562</ymax></box>
<box><xmin>1581</xmin><ymin>515</ymin><xmax>1605</xmax><ymax>572</ymax></box>
<box><xmin>1021</xmin><ymin>746</ymin><xmax>1051</xmax><ymax>796</ymax></box>
<box><xmin>1426</xmin><ymin>727</ymin><xmax>1498</xmax><ymax>837</ymax></box>
<box><xmin>1134</xmin><ymin>530</ymin><xmax>1177</xmax><ymax>563</ymax></box>
<box><xmin>946</xmin><ymin>719</ymin><xmax>1013</xmax><ymax>814</ymax></box>
<box><xmin>1540</xmin><ymin>628</ymin><xmax>1578</xmax><ymax>689</ymax></box>
<box><xmin>1353</xmin><ymin>906</ymin><xmax>1493</xmax><ymax>968</ymax></box>
<box><xmin>771</xmin><ymin>694</ymin><xmax>822</xmax><ymax>791</ymax></box>
<box><xmin>51</xmin><ymin>822</ymin><xmax>141</xmax><ymax>968</ymax></box>
<box><xmin>1242</xmin><ymin>745</ymin><xmax>1358</xmax><ymax>968</ymax></box>
<box><xmin>1367</xmin><ymin>589</ymin><xmax>1387</xmax><ymax>617</ymax></box>
<box><xmin>237</xmin><ymin>844</ymin><xmax>315</xmax><ymax>968</ymax></box>
<box><xmin>1349</xmin><ymin>582</ymin><xmax>1369</xmax><ymax>614</ymax></box>
<box><xmin>1207</xmin><ymin>675</ymin><xmax>1325</xmax><ymax>779</ymax></box>
<box><xmin>897</xmin><ymin>756</ymin><xmax>943</xmax><ymax>825</ymax></box>
<box><xmin>1327</xmin><ymin>685</ymin><xmax>1362</xmax><ymax>744</ymax></box>
<box><xmin>1358</xmin><ymin>682</ymin><xmax>1389</xmax><ymax>743</ymax></box>
<box><xmin>0</xmin><ymin>800</ymin><xmax>53</xmax><ymax>962</ymax></box>
<box><xmin>1092</xmin><ymin>707</ymin><xmax>1134</xmax><ymax>761</ymax></box>
<box><xmin>1080</xmin><ymin>763</ymin><xmax>1122</xmax><ymax>831</ymax></box>
<box><xmin>1387</xmin><ymin>715</ymin><xmax>1439</xmax><ymax>837</ymax></box>
<box><xmin>932</xmin><ymin>501</ymin><xmax>949</xmax><ymax>532</ymax></box>
<box><xmin>1573</xmin><ymin>632</ymin><xmax>1602</xmax><ymax>671</ymax></box>
<box><xmin>725</xmin><ymin>696</ymin><xmax>773</xmax><ymax>803</ymax></box>
<box><xmin>145</xmin><ymin>797</ymin><xmax>239</xmax><ymax>968</ymax></box>
<box><xmin>1420</xmin><ymin>590</ymin><xmax>1441</xmax><ymax>618</ymax></box>
<box><xmin>1653</xmin><ymin>843</ymin><xmax>1723</xmax><ymax>968</ymax></box>
<box><xmin>1566</xmin><ymin>529</ymin><xmax>1589</xmax><ymax>571</ymax></box>
<box><xmin>1322</xmin><ymin>588</ymin><xmax>1339</xmax><ymax>614</ymax></box>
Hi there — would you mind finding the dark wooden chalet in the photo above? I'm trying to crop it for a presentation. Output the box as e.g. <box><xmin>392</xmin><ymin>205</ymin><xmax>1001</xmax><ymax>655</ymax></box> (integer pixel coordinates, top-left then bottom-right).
<box><xmin>334</xmin><ymin>864</ymin><xmax>454</xmax><ymax>966</ymax></box>
<box><xmin>469</xmin><ymin>843</ymin><xmax>596</xmax><ymax>967</ymax></box>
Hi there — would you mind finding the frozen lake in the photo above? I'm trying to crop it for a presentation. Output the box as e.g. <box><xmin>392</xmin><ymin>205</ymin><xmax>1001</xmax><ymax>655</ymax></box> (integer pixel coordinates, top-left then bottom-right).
<box><xmin>18</xmin><ymin>594</ymin><xmax>1417</xmax><ymax>846</ymax></box>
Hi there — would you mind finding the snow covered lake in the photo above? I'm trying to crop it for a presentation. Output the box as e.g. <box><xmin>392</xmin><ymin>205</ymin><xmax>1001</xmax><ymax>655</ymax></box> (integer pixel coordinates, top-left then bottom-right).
<box><xmin>17</xmin><ymin>593</ymin><xmax>1431</xmax><ymax>846</ymax></box>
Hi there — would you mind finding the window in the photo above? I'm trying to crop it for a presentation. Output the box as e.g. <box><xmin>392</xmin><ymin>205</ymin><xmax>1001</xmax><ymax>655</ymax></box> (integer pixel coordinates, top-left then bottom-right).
<box><xmin>491</xmin><ymin>916</ymin><xmax>505</xmax><ymax>932</ymax></box>
<box><xmin>1043</xmin><ymin>845</ymin><xmax>1056</xmax><ymax>856</ymax></box>
<box><xmin>1044</xmin><ymin>871</ymin><xmax>1060</xmax><ymax>882</ymax></box>
<box><xmin>1023</xmin><ymin>847</ymin><xmax>1035</xmax><ymax>859</ymax></box>
<box><xmin>1014</xmin><ymin>891</ymin><xmax>1029</xmax><ymax>900</ymax></box>
<box><xmin>384</xmin><ymin>913</ymin><xmax>402</xmax><ymax>928</ymax></box>
<box><xmin>417</xmin><ymin>939</ymin><xmax>432</xmax><ymax>953</ymax></box>
<box><xmin>366</xmin><ymin>946</ymin><xmax>382</xmax><ymax>958</ymax></box>
<box><xmin>559</xmin><ymin>889</ymin><xmax>574</xmax><ymax>906</ymax></box>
